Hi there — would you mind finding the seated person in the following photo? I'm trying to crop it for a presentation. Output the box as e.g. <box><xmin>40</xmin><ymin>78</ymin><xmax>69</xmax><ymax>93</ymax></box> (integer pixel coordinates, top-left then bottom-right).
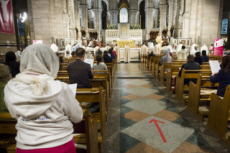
<box><xmin>108</xmin><ymin>48</ymin><xmax>115</xmax><ymax>60</ymax></box>
<box><xmin>210</xmin><ymin>56</ymin><xmax>230</xmax><ymax>97</ymax></box>
<box><xmin>92</xmin><ymin>55</ymin><xmax>108</xmax><ymax>72</ymax></box>
<box><xmin>103</xmin><ymin>51</ymin><xmax>112</xmax><ymax>63</ymax></box>
<box><xmin>4</xmin><ymin>51</ymin><xmax>20</xmax><ymax>77</ymax></box>
<box><xmin>0</xmin><ymin>64</ymin><xmax>11</xmax><ymax>112</ymax></box>
<box><xmin>67</xmin><ymin>48</ymin><xmax>93</xmax><ymax>88</ymax></box>
<box><xmin>95</xmin><ymin>49</ymin><xmax>102</xmax><ymax>56</ymax></box>
<box><xmin>68</xmin><ymin>51</ymin><xmax>76</xmax><ymax>63</ymax></box>
<box><xmin>112</xmin><ymin>46</ymin><xmax>117</xmax><ymax>57</ymax></box>
<box><xmin>194</xmin><ymin>52</ymin><xmax>202</xmax><ymax>65</ymax></box>
<box><xmin>178</xmin><ymin>55</ymin><xmax>201</xmax><ymax>85</ymax></box>
<box><xmin>148</xmin><ymin>51</ymin><xmax>155</xmax><ymax>57</ymax></box>
<box><xmin>160</xmin><ymin>49</ymin><xmax>172</xmax><ymax>66</ymax></box>
<box><xmin>4</xmin><ymin>44</ymin><xmax>83</xmax><ymax>152</ymax></box>
<box><xmin>201</xmin><ymin>50</ymin><xmax>209</xmax><ymax>62</ymax></box>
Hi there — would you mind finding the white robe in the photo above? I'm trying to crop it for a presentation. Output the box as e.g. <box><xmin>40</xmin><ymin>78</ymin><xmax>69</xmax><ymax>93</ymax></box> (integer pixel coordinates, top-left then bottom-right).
<box><xmin>105</xmin><ymin>46</ymin><xmax>110</xmax><ymax>51</ymax></box>
<box><xmin>200</xmin><ymin>45</ymin><xmax>209</xmax><ymax>55</ymax></box>
<box><xmin>190</xmin><ymin>44</ymin><xmax>197</xmax><ymax>55</ymax></box>
<box><xmin>65</xmin><ymin>44</ymin><xmax>72</xmax><ymax>58</ymax></box>
<box><xmin>94</xmin><ymin>46</ymin><xmax>100</xmax><ymax>54</ymax></box>
<box><xmin>167</xmin><ymin>45</ymin><xmax>173</xmax><ymax>53</ymax></box>
<box><xmin>124</xmin><ymin>46</ymin><xmax>130</xmax><ymax>62</ymax></box>
<box><xmin>155</xmin><ymin>45</ymin><xmax>160</xmax><ymax>54</ymax></box>
<box><xmin>51</xmin><ymin>43</ymin><xmax>58</xmax><ymax>52</ymax></box>
<box><xmin>141</xmin><ymin>45</ymin><xmax>148</xmax><ymax>55</ymax></box>
<box><xmin>15</xmin><ymin>51</ymin><xmax>21</xmax><ymax>62</ymax></box>
<box><xmin>114</xmin><ymin>46</ymin><xmax>120</xmax><ymax>61</ymax></box>
<box><xmin>176</xmin><ymin>44</ymin><xmax>182</xmax><ymax>53</ymax></box>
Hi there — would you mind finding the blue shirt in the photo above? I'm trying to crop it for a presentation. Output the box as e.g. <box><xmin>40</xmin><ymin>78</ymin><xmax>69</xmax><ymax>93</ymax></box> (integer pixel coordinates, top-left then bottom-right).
<box><xmin>210</xmin><ymin>70</ymin><xmax>230</xmax><ymax>97</ymax></box>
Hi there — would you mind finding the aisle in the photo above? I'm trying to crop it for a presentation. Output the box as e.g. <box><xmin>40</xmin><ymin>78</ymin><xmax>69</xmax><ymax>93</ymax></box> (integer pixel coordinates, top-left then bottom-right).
<box><xmin>103</xmin><ymin>63</ymin><xmax>230</xmax><ymax>153</ymax></box>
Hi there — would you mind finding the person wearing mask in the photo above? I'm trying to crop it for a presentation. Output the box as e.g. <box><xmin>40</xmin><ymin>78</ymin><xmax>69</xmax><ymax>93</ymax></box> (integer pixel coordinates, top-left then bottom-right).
<box><xmin>67</xmin><ymin>48</ymin><xmax>93</xmax><ymax>88</ymax></box>
<box><xmin>0</xmin><ymin>64</ymin><xmax>11</xmax><ymax>112</ymax></box>
<box><xmin>194</xmin><ymin>52</ymin><xmax>203</xmax><ymax>65</ymax></box>
<box><xmin>4</xmin><ymin>51</ymin><xmax>20</xmax><ymax>77</ymax></box>
<box><xmin>68</xmin><ymin>51</ymin><xmax>76</xmax><ymax>63</ymax></box>
<box><xmin>160</xmin><ymin>49</ymin><xmax>172</xmax><ymax>66</ymax></box>
<box><xmin>92</xmin><ymin>55</ymin><xmax>108</xmax><ymax>72</ymax></box>
<box><xmin>210</xmin><ymin>56</ymin><xmax>230</xmax><ymax>97</ymax></box>
<box><xmin>178</xmin><ymin>55</ymin><xmax>200</xmax><ymax>85</ymax></box>
<box><xmin>4</xmin><ymin>44</ymin><xmax>83</xmax><ymax>152</ymax></box>
<box><xmin>103</xmin><ymin>51</ymin><xmax>112</xmax><ymax>63</ymax></box>
<box><xmin>201</xmin><ymin>50</ymin><xmax>209</xmax><ymax>62</ymax></box>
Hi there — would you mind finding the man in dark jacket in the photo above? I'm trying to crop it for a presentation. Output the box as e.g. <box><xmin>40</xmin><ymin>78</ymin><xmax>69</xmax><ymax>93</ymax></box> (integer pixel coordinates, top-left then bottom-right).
<box><xmin>67</xmin><ymin>48</ymin><xmax>93</xmax><ymax>88</ymax></box>
<box><xmin>178</xmin><ymin>55</ymin><xmax>200</xmax><ymax>85</ymax></box>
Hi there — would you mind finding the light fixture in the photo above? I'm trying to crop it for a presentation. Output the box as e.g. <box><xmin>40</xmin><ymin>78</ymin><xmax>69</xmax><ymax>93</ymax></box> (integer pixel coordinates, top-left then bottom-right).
<box><xmin>19</xmin><ymin>12</ymin><xmax>27</xmax><ymax>23</ymax></box>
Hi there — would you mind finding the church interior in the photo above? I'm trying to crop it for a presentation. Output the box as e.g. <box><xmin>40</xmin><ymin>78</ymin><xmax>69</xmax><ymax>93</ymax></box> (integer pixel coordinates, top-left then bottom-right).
<box><xmin>1</xmin><ymin>0</ymin><xmax>230</xmax><ymax>153</ymax></box>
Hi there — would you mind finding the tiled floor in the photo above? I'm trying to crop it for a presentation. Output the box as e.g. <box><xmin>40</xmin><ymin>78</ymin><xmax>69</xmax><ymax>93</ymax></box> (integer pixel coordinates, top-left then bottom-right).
<box><xmin>102</xmin><ymin>63</ymin><xmax>230</xmax><ymax>153</ymax></box>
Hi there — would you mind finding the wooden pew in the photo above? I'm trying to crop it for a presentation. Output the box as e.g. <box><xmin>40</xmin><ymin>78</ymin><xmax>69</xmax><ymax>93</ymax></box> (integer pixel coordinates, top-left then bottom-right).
<box><xmin>187</xmin><ymin>76</ymin><xmax>219</xmax><ymax>120</ymax></box>
<box><xmin>207</xmin><ymin>86</ymin><xmax>230</xmax><ymax>145</ymax></box>
<box><xmin>0</xmin><ymin>110</ymin><xmax>99</xmax><ymax>153</ymax></box>
<box><xmin>76</xmin><ymin>87</ymin><xmax>106</xmax><ymax>140</ymax></box>
<box><xmin>166</xmin><ymin>65</ymin><xmax>181</xmax><ymax>91</ymax></box>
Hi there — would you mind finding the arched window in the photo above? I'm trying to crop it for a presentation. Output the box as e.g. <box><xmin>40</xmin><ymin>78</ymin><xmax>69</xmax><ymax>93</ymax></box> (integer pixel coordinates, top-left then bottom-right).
<box><xmin>120</xmin><ymin>8</ymin><xmax>128</xmax><ymax>23</ymax></box>
<box><xmin>221</xmin><ymin>19</ymin><xmax>228</xmax><ymax>35</ymax></box>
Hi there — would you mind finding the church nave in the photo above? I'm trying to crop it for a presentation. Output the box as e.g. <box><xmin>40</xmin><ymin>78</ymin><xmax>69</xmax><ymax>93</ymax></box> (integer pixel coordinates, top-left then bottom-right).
<box><xmin>103</xmin><ymin>63</ymin><xmax>230</xmax><ymax>153</ymax></box>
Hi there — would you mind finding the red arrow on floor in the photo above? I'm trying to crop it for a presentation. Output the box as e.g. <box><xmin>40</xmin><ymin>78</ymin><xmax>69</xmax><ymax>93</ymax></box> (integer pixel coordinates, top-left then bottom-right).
<box><xmin>149</xmin><ymin>119</ymin><xmax>167</xmax><ymax>143</ymax></box>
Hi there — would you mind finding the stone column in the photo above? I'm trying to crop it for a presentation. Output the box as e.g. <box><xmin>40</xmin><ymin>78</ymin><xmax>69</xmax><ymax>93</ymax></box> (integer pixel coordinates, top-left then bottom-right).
<box><xmin>129</xmin><ymin>10</ymin><xmax>138</xmax><ymax>25</ymax></box>
<box><xmin>159</xmin><ymin>0</ymin><xmax>167</xmax><ymax>36</ymax></box>
<box><xmin>93</xmin><ymin>9</ymin><xmax>103</xmax><ymax>41</ymax></box>
<box><xmin>109</xmin><ymin>10</ymin><xmax>118</xmax><ymax>25</ymax></box>
<box><xmin>74</xmin><ymin>0</ymin><xmax>81</xmax><ymax>39</ymax></box>
<box><xmin>168</xmin><ymin>0</ymin><xmax>174</xmax><ymax>36</ymax></box>
<box><xmin>80</xmin><ymin>4</ymin><xmax>89</xmax><ymax>37</ymax></box>
<box><xmin>145</xmin><ymin>0</ymin><xmax>154</xmax><ymax>40</ymax></box>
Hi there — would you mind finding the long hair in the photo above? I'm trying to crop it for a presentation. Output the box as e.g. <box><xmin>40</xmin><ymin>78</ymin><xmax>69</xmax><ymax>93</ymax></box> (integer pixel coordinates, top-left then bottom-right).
<box><xmin>221</xmin><ymin>56</ymin><xmax>230</xmax><ymax>74</ymax></box>
<box><xmin>108</xmin><ymin>48</ymin><xmax>113</xmax><ymax>55</ymax></box>
<box><xmin>96</xmin><ymin>55</ymin><xmax>102</xmax><ymax>65</ymax></box>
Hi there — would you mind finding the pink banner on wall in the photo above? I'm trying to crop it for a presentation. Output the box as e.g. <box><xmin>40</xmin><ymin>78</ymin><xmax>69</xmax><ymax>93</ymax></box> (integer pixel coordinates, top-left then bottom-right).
<box><xmin>213</xmin><ymin>39</ymin><xmax>224</xmax><ymax>56</ymax></box>
<box><xmin>0</xmin><ymin>0</ymin><xmax>14</xmax><ymax>34</ymax></box>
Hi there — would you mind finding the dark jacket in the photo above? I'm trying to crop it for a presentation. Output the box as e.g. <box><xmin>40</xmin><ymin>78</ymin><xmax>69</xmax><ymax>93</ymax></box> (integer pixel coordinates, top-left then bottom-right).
<box><xmin>67</xmin><ymin>59</ymin><xmax>94</xmax><ymax>88</ymax></box>
<box><xmin>4</xmin><ymin>61</ymin><xmax>20</xmax><ymax>77</ymax></box>
<box><xmin>194</xmin><ymin>57</ymin><xmax>203</xmax><ymax>65</ymax></box>
<box><xmin>148</xmin><ymin>53</ymin><xmax>155</xmax><ymax>57</ymax></box>
<box><xmin>95</xmin><ymin>50</ymin><xmax>102</xmax><ymax>56</ymax></box>
<box><xmin>201</xmin><ymin>55</ymin><xmax>209</xmax><ymax>62</ymax></box>
<box><xmin>210</xmin><ymin>70</ymin><xmax>230</xmax><ymax>97</ymax></box>
<box><xmin>178</xmin><ymin>61</ymin><xmax>201</xmax><ymax>85</ymax></box>
<box><xmin>103</xmin><ymin>54</ymin><xmax>112</xmax><ymax>63</ymax></box>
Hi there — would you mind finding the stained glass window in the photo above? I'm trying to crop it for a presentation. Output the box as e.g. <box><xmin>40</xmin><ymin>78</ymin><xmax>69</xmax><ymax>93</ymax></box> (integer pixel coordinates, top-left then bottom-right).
<box><xmin>221</xmin><ymin>19</ymin><xmax>228</xmax><ymax>35</ymax></box>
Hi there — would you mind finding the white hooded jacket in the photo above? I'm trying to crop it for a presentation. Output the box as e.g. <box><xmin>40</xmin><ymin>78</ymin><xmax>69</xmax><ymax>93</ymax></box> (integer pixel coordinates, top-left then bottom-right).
<box><xmin>4</xmin><ymin>44</ymin><xmax>83</xmax><ymax>149</ymax></box>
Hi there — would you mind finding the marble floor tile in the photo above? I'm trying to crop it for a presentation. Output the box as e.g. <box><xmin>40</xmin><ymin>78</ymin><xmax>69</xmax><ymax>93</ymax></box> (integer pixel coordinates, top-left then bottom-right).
<box><xmin>125</xmin><ymin>87</ymin><xmax>158</xmax><ymax>96</ymax></box>
<box><xmin>140</xmin><ymin>84</ymin><xmax>153</xmax><ymax>88</ymax></box>
<box><xmin>126</xmin><ymin>142</ymin><xmax>164</xmax><ymax>153</ymax></box>
<box><xmin>122</xmin><ymin>94</ymin><xmax>142</xmax><ymax>101</ymax></box>
<box><xmin>172</xmin><ymin>142</ymin><xmax>214</xmax><ymax>153</ymax></box>
<box><xmin>122</xmin><ymin>116</ymin><xmax>194</xmax><ymax>153</ymax></box>
<box><xmin>124</xmin><ymin>97</ymin><xmax>170</xmax><ymax>115</ymax></box>
<box><xmin>146</xmin><ymin>93</ymin><xmax>165</xmax><ymax>100</ymax></box>
<box><xmin>153</xmin><ymin>110</ymin><xmax>181</xmax><ymax>122</ymax></box>
<box><xmin>124</xmin><ymin>110</ymin><xmax>150</xmax><ymax>122</ymax></box>
<box><xmin>123</xmin><ymin>84</ymin><xmax>136</xmax><ymax>88</ymax></box>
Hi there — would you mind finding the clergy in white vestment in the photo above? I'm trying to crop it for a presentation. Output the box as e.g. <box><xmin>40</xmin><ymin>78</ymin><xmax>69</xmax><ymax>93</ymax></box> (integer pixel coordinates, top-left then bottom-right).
<box><xmin>94</xmin><ymin>45</ymin><xmax>100</xmax><ymax>54</ymax></box>
<box><xmin>15</xmin><ymin>50</ymin><xmax>22</xmax><ymax>62</ymax></box>
<box><xmin>88</xmin><ymin>41</ymin><xmax>93</xmax><ymax>47</ymax></box>
<box><xmin>155</xmin><ymin>43</ymin><xmax>160</xmax><ymax>54</ymax></box>
<box><xmin>200</xmin><ymin>43</ymin><xmax>209</xmax><ymax>55</ymax></box>
<box><xmin>176</xmin><ymin>42</ymin><xmax>183</xmax><ymax>53</ymax></box>
<box><xmin>105</xmin><ymin>44</ymin><xmax>110</xmax><ymax>51</ymax></box>
<box><xmin>141</xmin><ymin>43</ymin><xmax>148</xmax><ymax>55</ymax></box>
<box><xmin>124</xmin><ymin>44</ymin><xmax>131</xmax><ymax>63</ymax></box>
<box><xmin>51</xmin><ymin>43</ymin><xmax>58</xmax><ymax>53</ymax></box>
<box><xmin>65</xmin><ymin>43</ymin><xmax>72</xmax><ymax>58</ymax></box>
<box><xmin>167</xmin><ymin>44</ymin><xmax>173</xmax><ymax>53</ymax></box>
<box><xmin>114</xmin><ymin>44</ymin><xmax>120</xmax><ymax>61</ymax></box>
<box><xmin>190</xmin><ymin>43</ymin><xmax>197</xmax><ymax>55</ymax></box>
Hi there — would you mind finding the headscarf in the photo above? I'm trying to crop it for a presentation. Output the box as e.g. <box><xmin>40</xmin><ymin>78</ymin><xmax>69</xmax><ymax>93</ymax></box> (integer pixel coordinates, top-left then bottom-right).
<box><xmin>164</xmin><ymin>49</ymin><xmax>172</xmax><ymax>62</ymax></box>
<box><xmin>20</xmin><ymin>44</ymin><xmax>60</xmax><ymax>78</ymax></box>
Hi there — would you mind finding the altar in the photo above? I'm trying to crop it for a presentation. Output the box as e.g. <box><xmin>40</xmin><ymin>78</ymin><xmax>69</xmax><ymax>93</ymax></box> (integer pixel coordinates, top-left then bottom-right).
<box><xmin>117</xmin><ymin>40</ymin><xmax>135</xmax><ymax>48</ymax></box>
<box><xmin>105</xmin><ymin>23</ymin><xmax>143</xmax><ymax>47</ymax></box>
